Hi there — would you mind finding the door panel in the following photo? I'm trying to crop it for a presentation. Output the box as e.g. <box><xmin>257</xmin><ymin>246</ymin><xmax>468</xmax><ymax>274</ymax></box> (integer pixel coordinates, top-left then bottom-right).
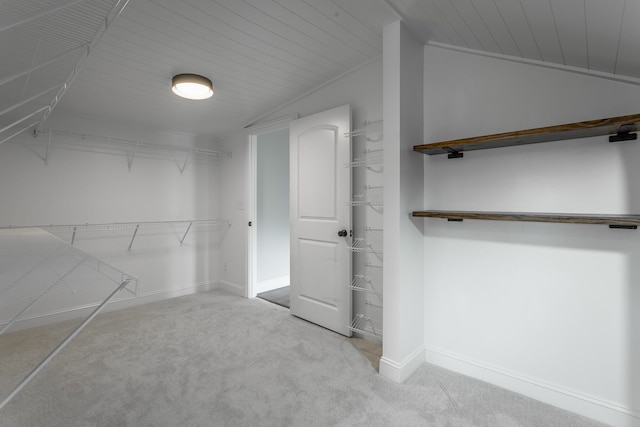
<box><xmin>298</xmin><ymin>239</ymin><xmax>338</xmax><ymax>306</ymax></box>
<box><xmin>298</xmin><ymin>127</ymin><xmax>337</xmax><ymax>220</ymax></box>
<box><xmin>290</xmin><ymin>104</ymin><xmax>351</xmax><ymax>336</ymax></box>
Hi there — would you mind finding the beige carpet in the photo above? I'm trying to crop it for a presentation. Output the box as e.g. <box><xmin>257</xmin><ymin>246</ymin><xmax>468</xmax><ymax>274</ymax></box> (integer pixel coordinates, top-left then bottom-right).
<box><xmin>0</xmin><ymin>290</ymin><xmax>608</xmax><ymax>427</ymax></box>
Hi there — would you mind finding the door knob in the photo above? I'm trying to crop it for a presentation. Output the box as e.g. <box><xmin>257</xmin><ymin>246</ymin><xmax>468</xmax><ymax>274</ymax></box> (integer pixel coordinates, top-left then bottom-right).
<box><xmin>338</xmin><ymin>229</ymin><xmax>348</xmax><ymax>237</ymax></box>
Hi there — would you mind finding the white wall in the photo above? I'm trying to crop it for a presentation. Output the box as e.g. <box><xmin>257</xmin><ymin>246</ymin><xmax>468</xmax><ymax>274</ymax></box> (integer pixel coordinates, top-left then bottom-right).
<box><xmin>0</xmin><ymin>113</ymin><xmax>224</xmax><ymax>328</ymax></box>
<box><xmin>422</xmin><ymin>45</ymin><xmax>640</xmax><ymax>427</ymax></box>
<box><xmin>380</xmin><ymin>21</ymin><xmax>425</xmax><ymax>382</ymax></box>
<box><xmin>256</xmin><ymin>128</ymin><xmax>289</xmax><ymax>290</ymax></box>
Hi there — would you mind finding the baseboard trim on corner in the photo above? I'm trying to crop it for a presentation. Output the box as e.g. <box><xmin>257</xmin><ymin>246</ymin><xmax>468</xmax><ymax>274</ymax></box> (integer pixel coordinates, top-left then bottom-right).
<box><xmin>424</xmin><ymin>346</ymin><xmax>640</xmax><ymax>427</ymax></box>
<box><xmin>379</xmin><ymin>345</ymin><xmax>425</xmax><ymax>383</ymax></box>
<box><xmin>218</xmin><ymin>280</ymin><xmax>245</xmax><ymax>297</ymax></box>
<box><xmin>4</xmin><ymin>282</ymin><xmax>218</xmax><ymax>333</ymax></box>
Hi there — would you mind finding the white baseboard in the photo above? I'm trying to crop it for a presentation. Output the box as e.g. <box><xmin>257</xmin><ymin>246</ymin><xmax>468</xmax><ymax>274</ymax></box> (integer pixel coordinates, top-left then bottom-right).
<box><xmin>255</xmin><ymin>276</ymin><xmax>290</xmax><ymax>294</ymax></box>
<box><xmin>424</xmin><ymin>346</ymin><xmax>640</xmax><ymax>427</ymax></box>
<box><xmin>2</xmin><ymin>282</ymin><xmax>220</xmax><ymax>333</ymax></box>
<box><xmin>218</xmin><ymin>280</ymin><xmax>245</xmax><ymax>297</ymax></box>
<box><xmin>379</xmin><ymin>345</ymin><xmax>426</xmax><ymax>384</ymax></box>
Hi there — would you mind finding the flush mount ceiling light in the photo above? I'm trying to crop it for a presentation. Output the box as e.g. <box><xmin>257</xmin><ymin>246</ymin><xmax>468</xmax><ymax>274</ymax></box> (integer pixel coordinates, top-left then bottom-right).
<box><xmin>171</xmin><ymin>74</ymin><xmax>213</xmax><ymax>100</ymax></box>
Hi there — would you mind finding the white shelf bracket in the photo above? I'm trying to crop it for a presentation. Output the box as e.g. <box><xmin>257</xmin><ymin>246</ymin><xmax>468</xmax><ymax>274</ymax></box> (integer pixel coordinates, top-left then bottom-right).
<box><xmin>127</xmin><ymin>142</ymin><xmax>140</xmax><ymax>172</ymax></box>
<box><xmin>172</xmin><ymin>150</ymin><xmax>191</xmax><ymax>175</ymax></box>
<box><xmin>179</xmin><ymin>222</ymin><xmax>193</xmax><ymax>245</ymax></box>
<box><xmin>127</xmin><ymin>224</ymin><xmax>140</xmax><ymax>251</ymax></box>
<box><xmin>70</xmin><ymin>226</ymin><xmax>77</xmax><ymax>246</ymax></box>
<box><xmin>44</xmin><ymin>129</ymin><xmax>52</xmax><ymax>165</ymax></box>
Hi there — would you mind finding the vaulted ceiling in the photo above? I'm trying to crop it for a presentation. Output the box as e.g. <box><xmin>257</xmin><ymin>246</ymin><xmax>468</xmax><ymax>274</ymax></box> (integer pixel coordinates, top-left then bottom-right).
<box><xmin>388</xmin><ymin>0</ymin><xmax>640</xmax><ymax>79</ymax></box>
<box><xmin>1</xmin><ymin>0</ymin><xmax>639</xmax><ymax>143</ymax></box>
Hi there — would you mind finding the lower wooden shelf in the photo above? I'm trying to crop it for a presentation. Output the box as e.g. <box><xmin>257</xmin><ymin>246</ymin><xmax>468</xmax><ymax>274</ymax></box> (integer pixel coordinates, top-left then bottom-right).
<box><xmin>412</xmin><ymin>210</ymin><xmax>640</xmax><ymax>229</ymax></box>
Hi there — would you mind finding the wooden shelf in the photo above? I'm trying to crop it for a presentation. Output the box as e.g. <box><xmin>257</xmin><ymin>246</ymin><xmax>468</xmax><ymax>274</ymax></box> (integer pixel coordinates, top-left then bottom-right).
<box><xmin>414</xmin><ymin>113</ymin><xmax>640</xmax><ymax>156</ymax></box>
<box><xmin>412</xmin><ymin>210</ymin><xmax>640</xmax><ymax>228</ymax></box>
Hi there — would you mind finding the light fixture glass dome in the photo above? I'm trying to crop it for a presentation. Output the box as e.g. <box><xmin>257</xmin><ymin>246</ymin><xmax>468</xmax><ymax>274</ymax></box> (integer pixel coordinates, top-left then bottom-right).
<box><xmin>171</xmin><ymin>74</ymin><xmax>213</xmax><ymax>100</ymax></box>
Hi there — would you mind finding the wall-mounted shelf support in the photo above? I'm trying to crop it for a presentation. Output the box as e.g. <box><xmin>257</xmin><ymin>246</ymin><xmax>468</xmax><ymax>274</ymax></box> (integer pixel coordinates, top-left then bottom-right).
<box><xmin>446</xmin><ymin>148</ymin><xmax>463</xmax><ymax>159</ymax></box>
<box><xmin>44</xmin><ymin>129</ymin><xmax>52</xmax><ymax>165</ymax></box>
<box><xmin>179</xmin><ymin>222</ymin><xmax>193</xmax><ymax>244</ymax></box>
<box><xmin>128</xmin><ymin>224</ymin><xmax>140</xmax><ymax>250</ymax></box>
<box><xmin>70</xmin><ymin>226</ymin><xmax>77</xmax><ymax>245</ymax></box>
<box><xmin>609</xmin><ymin>224</ymin><xmax>637</xmax><ymax>230</ymax></box>
<box><xmin>173</xmin><ymin>151</ymin><xmax>191</xmax><ymax>175</ymax></box>
<box><xmin>609</xmin><ymin>123</ymin><xmax>637</xmax><ymax>142</ymax></box>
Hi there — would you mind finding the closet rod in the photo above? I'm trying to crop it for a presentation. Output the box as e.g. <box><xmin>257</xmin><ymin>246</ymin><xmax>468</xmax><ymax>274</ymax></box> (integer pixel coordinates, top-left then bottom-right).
<box><xmin>1</xmin><ymin>219</ymin><xmax>231</xmax><ymax>233</ymax></box>
<box><xmin>39</xmin><ymin>128</ymin><xmax>229</xmax><ymax>157</ymax></box>
<box><xmin>1</xmin><ymin>219</ymin><xmax>231</xmax><ymax>250</ymax></box>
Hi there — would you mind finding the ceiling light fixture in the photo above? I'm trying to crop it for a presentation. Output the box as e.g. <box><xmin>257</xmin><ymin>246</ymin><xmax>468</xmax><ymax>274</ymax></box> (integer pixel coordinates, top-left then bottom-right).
<box><xmin>171</xmin><ymin>74</ymin><xmax>213</xmax><ymax>100</ymax></box>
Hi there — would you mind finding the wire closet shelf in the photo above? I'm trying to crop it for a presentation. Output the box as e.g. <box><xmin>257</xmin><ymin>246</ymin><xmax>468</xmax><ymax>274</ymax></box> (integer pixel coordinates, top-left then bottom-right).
<box><xmin>1</xmin><ymin>219</ymin><xmax>231</xmax><ymax>249</ymax></box>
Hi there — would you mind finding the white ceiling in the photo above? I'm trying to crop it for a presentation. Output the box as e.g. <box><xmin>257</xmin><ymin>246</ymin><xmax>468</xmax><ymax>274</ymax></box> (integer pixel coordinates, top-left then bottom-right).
<box><xmin>388</xmin><ymin>0</ymin><xmax>640</xmax><ymax>79</ymax></box>
<box><xmin>1</xmin><ymin>0</ymin><xmax>639</xmax><ymax>143</ymax></box>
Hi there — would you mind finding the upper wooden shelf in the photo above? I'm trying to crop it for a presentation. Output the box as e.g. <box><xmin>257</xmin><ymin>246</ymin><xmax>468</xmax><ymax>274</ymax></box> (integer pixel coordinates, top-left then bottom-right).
<box><xmin>414</xmin><ymin>113</ymin><xmax>640</xmax><ymax>156</ymax></box>
<box><xmin>412</xmin><ymin>210</ymin><xmax>640</xmax><ymax>229</ymax></box>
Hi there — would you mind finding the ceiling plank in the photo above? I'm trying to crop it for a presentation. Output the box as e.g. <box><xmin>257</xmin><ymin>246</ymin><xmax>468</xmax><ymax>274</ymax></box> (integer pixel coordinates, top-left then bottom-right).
<box><xmin>272</xmin><ymin>0</ymin><xmax>380</xmax><ymax>58</ymax></box>
<box><xmin>151</xmin><ymin>0</ymin><xmax>342</xmax><ymax>79</ymax></box>
<box><xmin>467</xmin><ymin>0</ymin><xmax>521</xmax><ymax>57</ymax></box>
<box><xmin>450</xmin><ymin>0</ymin><xmax>502</xmax><ymax>53</ymax></box>
<box><xmin>492</xmin><ymin>0</ymin><xmax>542</xmax><ymax>61</ymax></box>
<box><xmin>549</xmin><ymin>0</ymin><xmax>588</xmax><ymax>69</ymax></box>
<box><xmin>615</xmin><ymin>0</ymin><xmax>640</xmax><ymax>78</ymax></box>
<box><xmin>216</xmin><ymin>0</ymin><xmax>359</xmax><ymax>71</ymax></box>
<box><xmin>403</xmin><ymin>0</ymin><xmax>464</xmax><ymax>46</ymax></box>
<box><xmin>430</xmin><ymin>0</ymin><xmax>484</xmax><ymax>50</ymax></box>
<box><xmin>120</xmin><ymin>3</ymin><xmax>327</xmax><ymax>87</ymax></box>
<box><xmin>303</xmin><ymin>0</ymin><xmax>382</xmax><ymax>48</ymax></box>
<box><xmin>519</xmin><ymin>0</ymin><xmax>564</xmax><ymax>64</ymax></box>
<box><xmin>585</xmin><ymin>0</ymin><xmax>625</xmax><ymax>74</ymax></box>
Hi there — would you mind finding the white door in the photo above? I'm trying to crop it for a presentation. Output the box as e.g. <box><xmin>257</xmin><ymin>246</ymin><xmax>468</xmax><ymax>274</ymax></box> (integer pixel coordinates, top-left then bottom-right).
<box><xmin>290</xmin><ymin>104</ymin><xmax>352</xmax><ymax>336</ymax></box>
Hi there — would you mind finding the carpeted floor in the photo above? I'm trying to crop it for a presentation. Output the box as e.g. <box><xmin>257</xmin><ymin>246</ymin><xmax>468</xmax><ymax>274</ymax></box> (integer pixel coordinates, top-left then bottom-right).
<box><xmin>0</xmin><ymin>290</ymin><xmax>608</xmax><ymax>427</ymax></box>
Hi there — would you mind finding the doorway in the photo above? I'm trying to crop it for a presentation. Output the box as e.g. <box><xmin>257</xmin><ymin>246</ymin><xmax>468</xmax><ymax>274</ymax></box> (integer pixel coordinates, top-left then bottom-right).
<box><xmin>250</xmin><ymin>127</ymin><xmax>290</xmax><ymax>307</ymax></box>
<box><xmin>247</xmin><ymin>105</ymin><xmax>352</xmax><ymax>338</ymax></box>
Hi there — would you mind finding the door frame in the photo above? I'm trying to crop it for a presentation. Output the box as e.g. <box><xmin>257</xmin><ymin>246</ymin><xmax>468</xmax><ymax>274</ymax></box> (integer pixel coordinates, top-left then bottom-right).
<box><xmin>247</xmin><ymin>118</ymin><xmax>297</xmax><ymax>298</ymax></box>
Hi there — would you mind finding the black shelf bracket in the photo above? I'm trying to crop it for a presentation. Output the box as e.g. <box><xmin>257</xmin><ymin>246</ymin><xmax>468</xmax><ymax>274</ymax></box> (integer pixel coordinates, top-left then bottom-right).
<box><xmin>609</xmin><ymin>124</ymin><xmax>637</xmax><ymax>143</ymax></box>
<box><xmin>447</xmin><ymin>218</ymin><xmax>464</xmax><ymax>222</ymax></box>
<box><xmin>444</xmin><ymin>147</ymin><xmax>464</xmax><ymax>159</ymax></box>
<box><xmin>609</xmin><ymin>224</ymin><xmax>637</xmax><ymax>230</ymax></box>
